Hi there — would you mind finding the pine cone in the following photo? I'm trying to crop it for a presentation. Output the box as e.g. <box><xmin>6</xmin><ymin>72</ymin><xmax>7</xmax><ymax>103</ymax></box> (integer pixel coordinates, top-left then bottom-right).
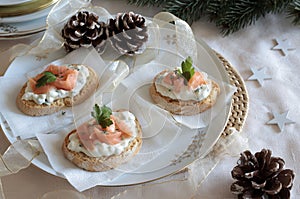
<box><xmin>107</xmin><ymin>11</ymin><xmax>148</xmax><ymax>55</ymax></box>
<box><xmin>231</xmin><ymin>149</ymin><xmax>295</xmax><ymax>199</ymax></box>
<box><xmin>62</xmin><ymin>11</ymin><xmax>108</xmax><ymax>52</ymax></box>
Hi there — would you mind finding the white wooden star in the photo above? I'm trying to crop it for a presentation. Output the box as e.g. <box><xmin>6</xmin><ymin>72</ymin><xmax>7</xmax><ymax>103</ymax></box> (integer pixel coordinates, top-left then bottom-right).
<box><xmin>272</xmin><ymin>38</ymin><xmax>296</xmax><ymax>56</ymax></box>
<box><xmin>267</xmin><ymin>111</ymin><xmax>295</xmax><ymax>132</ymax></box>
<box><xmin>248</xmin><ymin>67</ymin><xmax>272</xmax><ymax>86</ymax></box>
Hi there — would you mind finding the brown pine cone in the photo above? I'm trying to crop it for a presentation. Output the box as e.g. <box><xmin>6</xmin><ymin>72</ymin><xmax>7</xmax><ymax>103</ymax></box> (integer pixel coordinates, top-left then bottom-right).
<box><xmin>61</xmin><ymin>11</ymin><xmax>108</xmax><ymax>52</ymax></box>
<box><xmin>107</xmin><ymin>11</ymin><xmax>148</xmax><ymax>56</ymax></box>
<box><xmin>230</xmin><ymin>149</ymin><xmax>295</xmax><ymax>199</ymax></box>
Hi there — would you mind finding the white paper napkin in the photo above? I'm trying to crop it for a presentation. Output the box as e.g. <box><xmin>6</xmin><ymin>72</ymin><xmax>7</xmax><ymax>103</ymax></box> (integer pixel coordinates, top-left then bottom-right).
<box><xmin>37</xmin><ymin>128</ymin><xmax>124</xmax><ymax>192</ymax></box>
<box><xmin>118</xmin><ymin>62</ymin><xmax>236</xmax><ymax>129</ymax></box>
<box><xmin>110</xmin><ymin>93</ymin><xmax>182</xmax><ymax>154</ymax></box>
<box><xmin>0</xmin><ymin>47</ymin><xmax>125</xmax><ymax>139</ymax></box>
<box><xmin>173</xmin><ymin>78</ymin><xmax>236</xmax><ymax>129</ymax></box>
<box><xmin>36</xmin><ymin>93</ymin><xmax>182</xmax><ymax>191</ymax></box>
<box><xmin>0</xmin><ymin>76</ymin><xmax>73</xmax><ymax>139</ymax></box>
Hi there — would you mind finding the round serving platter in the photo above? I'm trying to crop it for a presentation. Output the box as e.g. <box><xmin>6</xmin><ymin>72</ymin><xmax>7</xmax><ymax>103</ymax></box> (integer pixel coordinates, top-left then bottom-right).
<box><xmin>0</xmin><ymin>25</ymin><xmax>248</xmax><ymax>187</ymax></box>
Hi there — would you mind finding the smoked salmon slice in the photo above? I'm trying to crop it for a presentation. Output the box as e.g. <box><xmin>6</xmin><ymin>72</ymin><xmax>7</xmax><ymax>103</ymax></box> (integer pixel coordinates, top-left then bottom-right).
<box><xmin>111</xmin><ymin>115</ymin><xmax>132</xmax><ymax>138</ymax></box>
<box><xmin>188</xmin><ymin>71</ymin><xmax>207</xmax><ymax>90</ymax></box>
<box><xmin>77</xmin><ymin>116</ymin><xmax>133</xmax><ymax>151</ymax></box>
<box><xmin>29</xmin><ymin>65</ymin><xmax>79</xmax><ymax>94</ymax></box>
<box><xmin>163</xmin><ymin>72</ymin><xmax>185</xmax><ymax>93</ymax></box>
<box><xmin>94</xmin><ymin>127</ymin><xmax>123</xmax><ymax>145</ymax></box>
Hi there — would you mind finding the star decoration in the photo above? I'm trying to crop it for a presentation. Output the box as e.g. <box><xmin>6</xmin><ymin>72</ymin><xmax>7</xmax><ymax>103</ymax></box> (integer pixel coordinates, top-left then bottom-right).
<box><xmin>248</xmin><ymin>67</ymin><xmax>272</xmax><ymax>86</ymax></box>
<box><xmin>267</xmin><ymin>111</ymin><xmax>295</xmax><ymax>132</ymax></box>
<box><xmin>272</xmin><ymin>38</ymin><xmax>296</xmax><ymax>56</ymax></box>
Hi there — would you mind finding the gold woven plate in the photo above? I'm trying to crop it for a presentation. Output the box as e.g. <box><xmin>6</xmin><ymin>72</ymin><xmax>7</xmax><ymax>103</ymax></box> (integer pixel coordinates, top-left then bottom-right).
<box><xmin>216</xmin><ymin>52</ymin><xmax>249</xmax><ymax>136</ymax></box>
<box><xmin>0</xmin><ymin>0</ymin><xmax>58</xmax><ymax>17</ymax></box>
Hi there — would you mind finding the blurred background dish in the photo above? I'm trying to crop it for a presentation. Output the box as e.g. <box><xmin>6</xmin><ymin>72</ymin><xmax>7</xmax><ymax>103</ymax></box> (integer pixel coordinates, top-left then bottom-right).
<box><xmin>0</xmin><ymin>16</ymin><xmax>47</xmax><ymax>39</ymax></box>
<box><xmin>0</xmin><ymin>0</ymin><xmax>58</xmax><ymax>39</ymax></box>
<box><xmin>0</xmin><ymin>0</ymin><xmax>57</xmax><ymax>17</ymax></box>
<box><xmin>0</xmin><ymin>0</ymin><xmax>33</xmax><ymax>6</ymax></box>
<box><xmin>0</xmin><ymin>5</ymin><xmax>53</xmax><ymax>23</ymax></box>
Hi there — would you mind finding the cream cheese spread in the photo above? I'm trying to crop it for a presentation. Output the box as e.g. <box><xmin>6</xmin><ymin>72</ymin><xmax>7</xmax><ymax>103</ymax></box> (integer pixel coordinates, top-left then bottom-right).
<box><xmin>154</xmin><ymin>71</ymin><xmax>212</xmax><ymax>101</ymax></box>
<box><xmin>22</xmin><ymin>65</ymin><xmax>89</xmax><ymax>105</ymax></box>
<box><xmin>67</xmin><ymin>111</ymin><xmax>138</xmax><ymax>157</ymax></box>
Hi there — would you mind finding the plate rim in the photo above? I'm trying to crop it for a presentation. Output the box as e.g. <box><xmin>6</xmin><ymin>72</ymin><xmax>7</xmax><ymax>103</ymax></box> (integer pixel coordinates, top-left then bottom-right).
<box><xmin>0</xmin><ymin>17</ymin><xmax>47</xmax><ymax>39</ymax></box>
<box><xmin>0</xmin><ymin>0</ymin><xmax>58</xmax><ymax>18</ymax></box>
<box><xmin>0</xmin><ymin>4</ymin><xmax>54</xmax><ymax>23</ymax></box>
<box><xmin>0</xmin><ymin>0</ymin><xmax>33</xmax><ymax>6</ymax></box>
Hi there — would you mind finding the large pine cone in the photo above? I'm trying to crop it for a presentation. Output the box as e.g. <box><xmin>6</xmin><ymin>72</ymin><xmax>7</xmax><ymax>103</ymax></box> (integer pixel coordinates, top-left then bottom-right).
<box><xmin>107</xmin><ymin>11</ymin><xmax>148</xmax><ymax>56</ymax></box>
<box><xmin>62</xmin><ymin>11</ymin><xmax>108</xmax><ymax>52</ymax></box>
<box><xmin>231</xmin><ymin>149</ymin><xmax>295</xmax><ymax>199</ymax></box>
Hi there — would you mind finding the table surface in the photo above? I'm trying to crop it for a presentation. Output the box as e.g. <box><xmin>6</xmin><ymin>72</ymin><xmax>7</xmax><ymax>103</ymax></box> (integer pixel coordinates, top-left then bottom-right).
<box><xmin>1</xmin><ymin>1</ymin><xmax>299</xmax><ymax>198</ymax></box>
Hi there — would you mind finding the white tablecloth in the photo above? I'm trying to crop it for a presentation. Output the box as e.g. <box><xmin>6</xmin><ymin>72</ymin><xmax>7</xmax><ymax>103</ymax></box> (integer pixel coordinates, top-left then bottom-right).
<box><xmin>0</xmin><ymin>0</ymin><xmax>299</xmax><ymax>198</ymax></box>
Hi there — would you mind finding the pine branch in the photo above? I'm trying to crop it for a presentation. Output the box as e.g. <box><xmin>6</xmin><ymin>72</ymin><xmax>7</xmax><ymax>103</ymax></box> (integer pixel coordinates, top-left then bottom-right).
<box><xmin>163</xmin><ymin>0</ymin><xmax>212</xmax><ymax>24</ymax></box>
<box><xmin>215</xmin><ymin>1</ymin><xmax>265</xmax><ymax>35</ymax></box>
<box><xmin>264</xmin><ymin>0</ymin><xmax>292</xmax><ymax>13</ymax></box>
<box><xmin>127</xmin><ymin>0</ymin><xmax>167</xmax><ymax>7</ymax></box>
<box><xmin>125</xmin><ymin>0</ymin><xmax>300</xmax><ymax>35</ymax></box>
<box><xmin>205</xmin><ymin>0</ymin><xmax>227</xmax><ymax>22</ymax></box>
<box><xmin>288</xmin><ymin>0</ymin><xmax>300</xmax><ymax>24</ymax></box>
<box><xmin>207</xmin><ymin>0</ymin><xmax>290</xmax><ymax>35</ymax></box>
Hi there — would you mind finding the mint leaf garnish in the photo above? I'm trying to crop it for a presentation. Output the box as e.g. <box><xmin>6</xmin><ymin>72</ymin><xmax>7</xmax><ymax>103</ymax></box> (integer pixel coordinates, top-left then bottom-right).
<box><xmin>177</xmin><ymin>56</ymin><xmax>195</xmax><ymax>81</ymax></box>
<box><xmin>91</xmin><ymin>104</ymin><xmax>113</xmax><ymax>128</ymax></box>
<box><xmin>36</xmin><ymin>71</ymin><xmax>57</xmax><ymax>88</ymax></box>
